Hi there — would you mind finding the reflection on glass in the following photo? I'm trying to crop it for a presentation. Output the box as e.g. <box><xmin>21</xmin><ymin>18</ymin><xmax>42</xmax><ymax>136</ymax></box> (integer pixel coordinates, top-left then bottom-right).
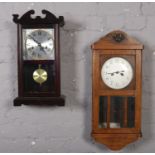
<box><xmin>110</xmin><ymin>96</ymin><xmax>135</xmax><ymax>128</ymax></box>
<box><xmin>98</xmin><ymin>96</ymin><xmax>135</xmax><ymax>129</ymax></box>
<box><xmin>23</xmin><ymin>63</ymin><xmax>56</xmax><ymax>93</ymax></box>
<box><xmin>127</xmin><ymin>97</ymin><xmax>135</xmax><ymax>128</ymax></box>
<box><xmin>99</xmin><ymin>96</ymin><xmax>107</xmax><ymax>128</ymax></box>
<box><xmin>110</xmin><ymin>96</ymin><xmax>124</xmax><ymax>128</ymax></box>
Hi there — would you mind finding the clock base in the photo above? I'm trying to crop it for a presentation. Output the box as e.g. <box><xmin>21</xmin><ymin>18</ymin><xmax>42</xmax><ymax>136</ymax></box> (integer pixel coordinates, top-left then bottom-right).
<box><xmin>92</xmin><ymin>132</ymin><xmax>142</xmax><ymax>150</ymax></box>
<box><xmin>13</xmin><ymin>96</ymin><xmax>65</xmax><ymax>106</ymax></box>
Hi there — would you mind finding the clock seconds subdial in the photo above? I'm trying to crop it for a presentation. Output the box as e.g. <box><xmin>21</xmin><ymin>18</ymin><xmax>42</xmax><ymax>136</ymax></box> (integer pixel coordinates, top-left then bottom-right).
<box><xmin>25</xmin><ymin>29</ymin><xmax>54</xmax><ymax>60</ymax></box>
<box><xmin>101</xmin><ymin>57</ymin><xmax>133</xmax><ymax>89</ymax></box>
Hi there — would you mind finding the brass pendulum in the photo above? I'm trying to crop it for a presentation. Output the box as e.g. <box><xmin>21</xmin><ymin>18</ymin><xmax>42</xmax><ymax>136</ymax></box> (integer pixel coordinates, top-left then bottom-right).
<box><xmin>33</xmin><ymin>64</ymin><xmax>48</xmax><ymax>85</ymax></box>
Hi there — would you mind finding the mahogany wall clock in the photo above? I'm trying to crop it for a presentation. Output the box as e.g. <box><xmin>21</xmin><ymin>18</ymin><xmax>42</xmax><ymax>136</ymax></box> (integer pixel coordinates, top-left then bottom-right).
<box><xmin>91</xmin><ymin>30</ymin><xmax>143</xmax><ymax>150</ymax></box>
<box><xmin>13</xmin><ymin>10</ymin><xmax>65</xmax><ymax>106</ymax></box>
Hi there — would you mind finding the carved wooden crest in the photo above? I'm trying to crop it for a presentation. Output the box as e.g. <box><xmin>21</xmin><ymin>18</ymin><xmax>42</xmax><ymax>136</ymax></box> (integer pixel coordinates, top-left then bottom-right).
<box><xmin>108</xmin><ymin>31</ymin><xmax>126</xmax><ymax>43</ymax></box>
<box><xmin>92</xmin><ymin>30</ymin><xmax>143</xmax><ymax>50</ymax></box>
<box><xmin>12</xmin><ymin>9</ymin><xmax>64</xmax><ymax>26</ymax></box>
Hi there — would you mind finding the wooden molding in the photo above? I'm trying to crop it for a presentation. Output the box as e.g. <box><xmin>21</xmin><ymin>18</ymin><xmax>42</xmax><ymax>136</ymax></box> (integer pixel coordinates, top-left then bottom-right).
<box><xmin>92</xmin><ymin>133</ymin><xmax>142</xmax><ymax>150</ymax></box>
<box><xmin>91</xmin><ymin>30</ymin><xmax>143</xmax><ymax>50</ymax></box>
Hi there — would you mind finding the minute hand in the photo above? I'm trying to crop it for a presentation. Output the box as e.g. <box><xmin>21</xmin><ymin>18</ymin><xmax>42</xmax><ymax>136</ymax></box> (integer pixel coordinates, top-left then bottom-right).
<box><xmin>29</xmin><ymin>35</ymin><xmax>40</xmax><ymax>44</ymax></box>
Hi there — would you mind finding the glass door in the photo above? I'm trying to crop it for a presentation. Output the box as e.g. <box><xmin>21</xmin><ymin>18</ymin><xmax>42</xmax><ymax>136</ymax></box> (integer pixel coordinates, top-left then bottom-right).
<box><xmin>99</xmin><ymin>96</ymin><xmax>135</xmax><ymax>129</ymax></box>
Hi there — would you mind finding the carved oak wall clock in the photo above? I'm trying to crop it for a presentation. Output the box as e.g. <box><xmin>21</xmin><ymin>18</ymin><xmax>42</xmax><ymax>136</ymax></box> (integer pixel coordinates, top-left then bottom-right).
<box><xmin>13</xmin><ymin>10</ymin><xmax>65</xmax><ymax>106</ymax></box>
<box><xmin>91</xmin><ymin>30</ymin><xmax>143</xmax><ymax>150</ymax></box>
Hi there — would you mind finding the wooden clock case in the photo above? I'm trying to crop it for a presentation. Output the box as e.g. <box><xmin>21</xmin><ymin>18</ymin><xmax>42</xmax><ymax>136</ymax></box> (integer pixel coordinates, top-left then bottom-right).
<box><xmin>91</xmin><ymin>30</ymin><xmax>143</xmax><ymax>150</ymax></box>
<box><xmin>13</xmin><ymin>10</ymin><xmax>65</xmax><ymax>106</ymax></box>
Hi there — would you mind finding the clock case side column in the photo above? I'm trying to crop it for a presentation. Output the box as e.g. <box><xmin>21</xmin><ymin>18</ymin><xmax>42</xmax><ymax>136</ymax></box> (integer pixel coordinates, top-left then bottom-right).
<box><xmin>14</xmin><ymin>24</ymin><xmax>24</xmax><ymax>106</ymax></box>
<box><xmin>55</xmin><ymin>24</ymin><xmax>61</xmax><ymax>96</ymax></box>
<box><xmin>135</xmin><ymin>50</ymin><xmax>142</xmax><ymax>136</ymax></box>
<box><xmin>92</xmin><ymin>50</ymin><xmax>100</xmax><ymax>133</ymax></box>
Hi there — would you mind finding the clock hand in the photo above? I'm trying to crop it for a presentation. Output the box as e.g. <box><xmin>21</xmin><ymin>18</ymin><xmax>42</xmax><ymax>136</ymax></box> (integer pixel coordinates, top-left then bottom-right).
<box><xmin>115</xmin><ymin>70</ymin><xmax>124</xmax><ymax>74</ymax></box>
<box><xmin>28</xmin><ymin>35</ymin><xmax>47</xmax><ymax>54</ymax></box>
<box><xmin>39</xmin><ymin>45</ymin><xmax>47</xmax><ymax>54</ymax></box>
<box><xmin>29</xmin><ymin>35</ymin><xmax>40</xmax><ymax>45</ymax></box>
<box><xmin>107</xmin><ymin>70</ymin><xmax>125</xmax><ymax>76</ymax></box>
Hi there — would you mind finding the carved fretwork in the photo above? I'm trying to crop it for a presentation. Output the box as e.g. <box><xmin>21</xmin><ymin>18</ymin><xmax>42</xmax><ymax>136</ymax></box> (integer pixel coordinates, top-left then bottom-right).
<box><xmin>112</xmin><ymin>32</ymin><xmax>125</xmax><ymax>43</ymax></box>
<box><xmin>108</xmin><ymin>31</ymin><xmax>126</xmax><ymax>43</ymax></box>
<box><xmin>12</xmin><ymin>9</ymin><xmax>64</xmax><ymax>26</ymax></box>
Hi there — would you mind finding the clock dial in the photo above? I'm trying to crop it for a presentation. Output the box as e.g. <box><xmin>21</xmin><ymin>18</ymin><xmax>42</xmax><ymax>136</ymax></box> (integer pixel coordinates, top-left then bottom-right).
<box><xmin>23</xmin><ymin>29</ymin><xmax>54</xmax><ymax>60</ymax></box>
<box><xmin>101</xmin><ymin>57</ymin><xmax>133</xmax><ymax>89</ymax></box>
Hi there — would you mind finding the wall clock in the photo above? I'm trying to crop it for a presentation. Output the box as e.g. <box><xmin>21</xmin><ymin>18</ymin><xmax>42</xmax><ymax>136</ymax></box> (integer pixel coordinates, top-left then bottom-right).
<box><xmin>91</xmin><ymin>30</ymin><xmax>143</xmax><ymax>150</ymax></box>
<box><xmin>13</xmin><ymin>10</ymin><xmax>65</xmax><ymax>106</ymax></box>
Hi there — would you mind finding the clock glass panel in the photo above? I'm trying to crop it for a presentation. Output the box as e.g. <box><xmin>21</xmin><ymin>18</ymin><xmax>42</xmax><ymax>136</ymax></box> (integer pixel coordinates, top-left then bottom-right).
<box><xmin>22</xmin><ymin>28</ymin><xmax>55</xmax><ymax>60</ymax></box>
<box><xmin>98</xmin><ymin>96</ymin><xmax>135</xmax><ymax>128</ymax></box>
<box><xmin>23</xmin><ymin>62</ymin><xmax>56</xmax><ymax>94</ymax></box>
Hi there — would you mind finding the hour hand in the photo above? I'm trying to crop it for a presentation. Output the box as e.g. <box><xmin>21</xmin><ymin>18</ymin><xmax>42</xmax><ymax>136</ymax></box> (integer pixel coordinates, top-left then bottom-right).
<box><xmin>107</xmin><ymin>70</ymin><xmax>124</xmax><ymax>76</ymax></box>
<box><xmin>39</xmin><ymin>46</ymin><xmax>46</xmax><ymax>54</ymax></box>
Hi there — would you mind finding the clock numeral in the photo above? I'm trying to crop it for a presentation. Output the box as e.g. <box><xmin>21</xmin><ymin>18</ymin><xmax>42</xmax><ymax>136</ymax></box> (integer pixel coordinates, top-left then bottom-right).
<box><xmin>115</xmin><ymin>83</ymin><xmax>119</xmax><ymax>87</ymax></box>
<box><xmin>126</xmin><ymin>77</ymin><xmax>129</xmax><ymax>80</ymax></box>
<box><xmin>33</xmin><ymin>33</ymin><xmax>36</xmax><ymax>36</ymax></box>
<box><xmin>115</xmin><ymin>59</ymin><xmax>119</xmax><ymax>62</ymax></box>
<box><xmin>38</xmin><ymin>31</ymin><xmax>41</xmax><ymax>35</ymax></box>
<box><xmin>26</xmin><ymin>43</ymin><xmax>30</xmax><ymax>46</ymax></box>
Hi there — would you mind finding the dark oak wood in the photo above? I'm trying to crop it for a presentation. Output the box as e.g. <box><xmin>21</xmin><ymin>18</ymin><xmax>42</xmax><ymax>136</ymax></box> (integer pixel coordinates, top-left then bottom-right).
<box><xmin>13</xmin><ymin>10</ymin><xmax>64</xmax><ymax>26</ymax></box>
<box><xmin>91</xmin><ymin>30</ymin><xmax>143</xmax><ymax>150</ymax></box>
<box><xmin>14</xmin><ymin>96</ymin><xmax>65</xmax><ymax>106</ymax></box>
<box><xmin>13</xmin><ymin>10</ymin><xmax>65</xmax><ymax>106</ymax></box>
<box><xmin>17</xmin><ymin>24</ymin><xmax>23</xmax><ymax>97</ymax></box>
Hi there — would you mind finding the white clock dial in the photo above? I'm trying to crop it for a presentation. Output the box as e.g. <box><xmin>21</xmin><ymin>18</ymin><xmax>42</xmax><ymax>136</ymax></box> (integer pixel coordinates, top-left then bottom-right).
<box><xmin>23</xmin><ymin>29</ymin><xmax>55</xmax><ymax>60</ymax></box>
<box><xmin>101</xmin><ymin>57</ymin><xmax>133</xmax><ymax>89</ymax></box>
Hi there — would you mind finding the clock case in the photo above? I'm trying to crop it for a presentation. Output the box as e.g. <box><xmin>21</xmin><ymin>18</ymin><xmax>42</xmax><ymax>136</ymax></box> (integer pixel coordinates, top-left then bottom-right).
<box><xmin>91</xmin><ymin>31</ymin><xmax>143</xmax><ymax>150</ymax></box>
<box><xmin>13</xmin><ymin>10</ymin><xmax>65</xmax><ymax>106</ymax></box>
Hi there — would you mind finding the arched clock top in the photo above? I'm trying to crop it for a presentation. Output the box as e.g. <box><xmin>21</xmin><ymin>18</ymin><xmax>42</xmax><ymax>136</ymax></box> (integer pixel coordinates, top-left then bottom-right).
<box><xmin>12</xmin><ymin>9</ymin><xmax>64</xmax><ymax>26</ymax></box>
<box><xmin>91</xmin><ymin>30</ymin><xmax>143</xmax><ymax>50</ymax></box>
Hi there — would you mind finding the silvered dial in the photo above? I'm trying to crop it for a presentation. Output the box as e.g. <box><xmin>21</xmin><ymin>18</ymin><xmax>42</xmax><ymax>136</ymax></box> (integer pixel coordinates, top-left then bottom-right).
<box><xmin>24</xmin><ymin>29</ymin><xmax>54</xmax><ymax>60</ymax></box>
